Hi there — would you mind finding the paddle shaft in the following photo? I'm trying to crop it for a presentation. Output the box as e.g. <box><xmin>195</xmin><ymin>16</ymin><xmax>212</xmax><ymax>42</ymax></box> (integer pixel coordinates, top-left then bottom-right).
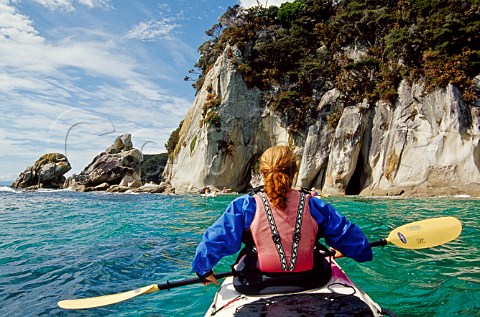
<box><xmin>369</xmin><ymin>239</ymin><xmax>388</xmax><ymax>248</ymax></box>
<box><xmin>157</xmin><ymin>271</ymin><xmax>233</xmax><ymax>291</ymax></box>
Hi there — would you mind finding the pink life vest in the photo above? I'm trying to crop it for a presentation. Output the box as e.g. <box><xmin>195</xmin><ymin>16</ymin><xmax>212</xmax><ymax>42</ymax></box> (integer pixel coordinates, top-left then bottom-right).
<box><xmin>251</xmin><ymin>189</ymin><xmax>318</xmax><ymax>273</ymax></box>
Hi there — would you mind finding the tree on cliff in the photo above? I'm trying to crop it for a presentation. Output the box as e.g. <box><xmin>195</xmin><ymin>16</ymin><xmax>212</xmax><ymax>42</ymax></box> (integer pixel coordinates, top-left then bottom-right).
<box><xmin>165</xmin><ymin>120</ymin><xmax>183</xmax><ymax>159</ymax></box>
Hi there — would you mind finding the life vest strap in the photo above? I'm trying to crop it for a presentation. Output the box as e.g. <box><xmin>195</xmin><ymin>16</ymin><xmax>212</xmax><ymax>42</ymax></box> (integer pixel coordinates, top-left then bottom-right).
<box><xmin>290</xmin><ymin>191</ymin><xmax>305</xmax><ymax>270</ymax></box>
<box><xmin>257</xmin><ymin>191</ymin><xmax>306</xmax><ymax>271</ymax></box>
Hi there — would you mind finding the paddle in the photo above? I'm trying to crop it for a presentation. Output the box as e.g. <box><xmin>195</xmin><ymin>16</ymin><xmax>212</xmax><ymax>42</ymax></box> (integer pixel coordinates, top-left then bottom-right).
<box><xmin>368</xmin><ymin>216</ymin><xmax>462</xmax><ymax>249</ymax></box>
<box><xmin>57</xmin><ymin>216</ymin><xmax>462</xmax><ymax>310</ymax></box>
<box><xmin>57</xmin><ymin>271</ymin><xmax>234</xmax><ymax>310</ymax></box>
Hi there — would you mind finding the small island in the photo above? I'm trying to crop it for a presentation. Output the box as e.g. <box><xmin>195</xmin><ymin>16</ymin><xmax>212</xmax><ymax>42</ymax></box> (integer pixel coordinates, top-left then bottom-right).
<box><xmin>12</xmin><ymin>134</ymin><xmax>173</xmax><ymax>194</ymax></box>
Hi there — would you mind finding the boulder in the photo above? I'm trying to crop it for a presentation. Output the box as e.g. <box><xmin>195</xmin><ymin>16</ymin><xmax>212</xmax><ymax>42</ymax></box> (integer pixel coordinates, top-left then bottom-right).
<box><xmin>88</xmin><ymin>182</ymin><xmax>111</xmax><ymax>192</ymax></box>
<box><xmin>64</xmin><ymin>134</ymin><xmax>143</xmax><ymax>191</ymax></box>
<box><xmin>134</xmin><ymin>182</ymin><xmax>170</xmax><ymax>193</ymax></box>
<box><xmin>104</xmin><ymin>134</ymin><xmax>133</xmax><ymax>154</ymax></box>
<box><xmin>106</xmin><ymin>185</ymin><xmax>130</xmax><ymax>193</ymax></box>
<box><xmin>12</xmin><ymin>153</ymin><xmax>71</xmax><ymax>189</ymax></box>
<box><xmin>119</xmin><ymin>171</ymin><xmax>142</xmax><ymax>188</ymax></box>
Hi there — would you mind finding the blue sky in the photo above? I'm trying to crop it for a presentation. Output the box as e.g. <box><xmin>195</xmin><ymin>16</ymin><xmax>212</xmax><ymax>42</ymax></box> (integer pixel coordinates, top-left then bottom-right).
<box><xmin>0</xmin><ymin>0</ymin><xmax>291</xmax><ymax>183</ymax></box>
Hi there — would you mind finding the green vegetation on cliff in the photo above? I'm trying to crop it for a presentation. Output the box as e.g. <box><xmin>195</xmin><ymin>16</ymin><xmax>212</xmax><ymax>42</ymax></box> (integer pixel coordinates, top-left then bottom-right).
<box><xmin>165</xmin><ymin>120</ymin><xmax>183</xmax><ymax>159</ymax></box>
<box><xmin>189</xmin><ymin>0</ymin><xmax>479</xmax><ymax>132</ymax></box>
<box><xmin>141</xmin><ymin>154</ymin><xmax>168</xmax><ymax>184</ymax></box>
<box><xmin>171</xmin><ymin>0</ymin><xmax>479</xmax><ymax>158</ymax></box>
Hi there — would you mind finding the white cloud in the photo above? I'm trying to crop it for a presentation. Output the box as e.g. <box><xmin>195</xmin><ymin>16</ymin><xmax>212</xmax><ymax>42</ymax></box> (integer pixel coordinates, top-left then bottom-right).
<box><xmin>0</xmin><ymin>12</ymin><xmax>168</xmax><ymax>100</ymax></box>
<box><xmin>0</xmin><ymin>73</ymin><xmax>50</xmax><ymax>92</ymax></box>
<box><xmin>32</xmin><ymin>0</ymin><xmax>112</xmax><ymax>11</ymax></box>
<box><xmin>0</xmin><ymin>4</ymin><xmax>134</xmax><ymax>82</ymax></box>
<box><xmin>0</xmin><ymin>2</ymin><xmax>44</xmax><ymax>43</ymax></box>
<box><xmin>125</xmin><ymin>18</ymin><xmax>180</xmax><ymax>41</ymax></box>
<box><xmin>34</xmin><ymin>0</ymin><xmax>75</xmax><ymax>12</ymax></box>
<box><xmin>78</xmin><ymin>0</ymin><xmax>112</xmax><ymax>9</ymax></box>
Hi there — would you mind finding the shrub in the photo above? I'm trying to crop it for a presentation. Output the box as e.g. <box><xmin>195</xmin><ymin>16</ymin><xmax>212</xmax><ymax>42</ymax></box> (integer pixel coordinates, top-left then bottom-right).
<box><xmin>165</xmin><ymin>120</ymin><xmax>183</xmax><ymax>159</ymax></box>
<box><xmin>140</xmin><ymin>154</ymin><xmax>168</xmax><ymax>183</ymax></box>
<box><xmin>327</xmin><ymin>108</ymin><xmax>343</xmax><ymax>129</ymax></box>
<box><xmin>205</xmin><ymin>112</ymin><xmax>221</xmax><ymax>128</ymax></box>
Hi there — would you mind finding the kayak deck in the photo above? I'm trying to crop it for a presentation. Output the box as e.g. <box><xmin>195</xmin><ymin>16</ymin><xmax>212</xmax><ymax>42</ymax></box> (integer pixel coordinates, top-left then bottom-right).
<box><xmin>205</xmin><ymin>260</ymin><xmax>387</xmax><ymax>317</ymax></box>
<box><xmin>233</xmin><ymin>293</ymin><xmax>377</xmax><ymax>316</ymax></box>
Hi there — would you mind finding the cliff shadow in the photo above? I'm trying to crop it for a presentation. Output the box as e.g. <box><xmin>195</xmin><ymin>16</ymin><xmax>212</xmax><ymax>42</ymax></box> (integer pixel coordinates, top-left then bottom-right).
<box><xmin>346</xmin><ymin>151</ymin><xmax>366</xmax><ymax>195</ymax></box>
<box><xmin>238</xmin><ymin>152</ymin><xmax>262</xmax><ymax>192</ymax></box>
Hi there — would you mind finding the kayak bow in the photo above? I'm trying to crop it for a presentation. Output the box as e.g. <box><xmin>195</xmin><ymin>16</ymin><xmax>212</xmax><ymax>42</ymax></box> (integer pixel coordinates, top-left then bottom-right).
<box><xmin>205</xmin><ymin>259</ymin><xmax>396</xmax><ymax>317</ymax></box>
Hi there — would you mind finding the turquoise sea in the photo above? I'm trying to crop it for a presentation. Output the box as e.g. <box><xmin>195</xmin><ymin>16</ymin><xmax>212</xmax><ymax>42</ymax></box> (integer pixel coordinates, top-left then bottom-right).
<box><xmin>0</xmin><ymin>187</ymin><xmax>479</xmax><ymax>317</ymax></box>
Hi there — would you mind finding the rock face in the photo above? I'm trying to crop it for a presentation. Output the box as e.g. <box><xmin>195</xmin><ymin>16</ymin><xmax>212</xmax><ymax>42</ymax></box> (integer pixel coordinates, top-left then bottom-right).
<box><xmin>12</xmin><ymin>153</ymin><xmax>71</xmax><ymax>189</ymax></box>
<box><xmin>357</xmin><ymin>82</ymin><xmax>480</xmax><ymax>196</ymax></box>
<box><xmin>163</xmin><ymin>46</ymin><xmax>301</xmax><ymax>193</ymax></box>
<box><xmin>164</xmin><ymin>46</ymin><xmax>480</xmax><ymax>197</ymax></box>
<box><xmin>300</xmin><ymin>81</ymin><xmax>480</xmax><ymax>197</ymax></box>
<box><xmin>302</xmin><ymin>81</ymin><xmax>480</xmax><ymax>197</ymax></box>
<box><xmin>64</xmin><ymin>134</ymin><xmax>144</xmax><ymax>191</ymax></box>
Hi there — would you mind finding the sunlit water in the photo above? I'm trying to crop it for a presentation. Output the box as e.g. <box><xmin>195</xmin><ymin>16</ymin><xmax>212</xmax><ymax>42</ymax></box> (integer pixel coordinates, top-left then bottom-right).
<box><xmin>0</xmin><ymin>187</ymin><xmax>478</xmax><ymax>316</ymax></box>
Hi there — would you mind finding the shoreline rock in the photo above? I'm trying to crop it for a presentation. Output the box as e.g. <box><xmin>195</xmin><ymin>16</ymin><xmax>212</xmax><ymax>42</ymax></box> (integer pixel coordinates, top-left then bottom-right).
<box><xmin>63</xmin><ymin>134</ymin><xmax>143</xmax><ymax>191</ymax></box>
<box><xmin>12</xmin><ymin>153</ymin><xmax>71</xmax><ymax>190</ymax></box>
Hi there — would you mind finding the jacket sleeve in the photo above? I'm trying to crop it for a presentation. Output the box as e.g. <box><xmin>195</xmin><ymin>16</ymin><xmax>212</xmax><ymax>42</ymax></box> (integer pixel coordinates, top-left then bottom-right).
<box><xmin>309</xmin><ymin>197</ymin><xmax>372</xmax><ymax>262</ymax></box>
<box><xmin>192</xmin><ymin>194</ymin><xmax>256</xmax><ymax>276</ymax></box>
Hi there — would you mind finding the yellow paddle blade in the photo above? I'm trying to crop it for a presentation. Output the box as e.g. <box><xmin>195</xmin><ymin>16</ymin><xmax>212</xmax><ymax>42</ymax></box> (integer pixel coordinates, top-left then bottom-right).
<box><xmin>58</xmin><ymin>284</ymin><xmax>159</xmax><ymax>310</ymax></box>
<box><xmin>387</xmin><ymin>216</ymin><xmax>462</xmax><ymax>249</ymax></box>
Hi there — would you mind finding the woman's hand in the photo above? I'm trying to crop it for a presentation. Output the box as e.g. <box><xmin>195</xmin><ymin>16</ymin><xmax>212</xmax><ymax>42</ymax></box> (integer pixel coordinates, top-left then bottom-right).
<box><xmin>330</xmin><ymin>248</ymin><xmax>344</xmax><ymax>259</ymax></box>
<box><xmin>202</xmin><ymin>272</ymin><xmax>219</xmax><ymax>285</ymax></box>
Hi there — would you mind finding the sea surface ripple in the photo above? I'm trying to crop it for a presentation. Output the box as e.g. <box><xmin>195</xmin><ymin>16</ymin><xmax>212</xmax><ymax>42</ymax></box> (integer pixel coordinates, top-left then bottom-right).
<box><xmin>0</xmin><ymin>188</ymin><xmax>478</xmax><ymax>316</ymax></box>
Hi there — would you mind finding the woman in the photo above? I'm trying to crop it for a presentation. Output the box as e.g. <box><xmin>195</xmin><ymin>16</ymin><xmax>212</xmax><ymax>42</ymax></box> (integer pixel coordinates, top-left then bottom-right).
<box><xmin>192</xmin><ymin>145</ymin><xmax>372</xmax><ymax>292</ymax></box>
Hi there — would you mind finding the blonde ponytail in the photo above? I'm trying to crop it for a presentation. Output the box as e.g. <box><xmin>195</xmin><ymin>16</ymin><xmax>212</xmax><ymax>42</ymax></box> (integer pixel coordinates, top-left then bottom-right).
<box><xmin>259</xmin><ymin>145</ymin><xmax>298</xmax><ymax>209</ymax></box>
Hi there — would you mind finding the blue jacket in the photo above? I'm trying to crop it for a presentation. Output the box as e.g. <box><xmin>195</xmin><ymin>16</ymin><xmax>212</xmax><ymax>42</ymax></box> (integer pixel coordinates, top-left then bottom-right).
<box><xmin>192</xmin><ymin>194</ymin><xmax>372</xmax><ymax>276</ymax></box>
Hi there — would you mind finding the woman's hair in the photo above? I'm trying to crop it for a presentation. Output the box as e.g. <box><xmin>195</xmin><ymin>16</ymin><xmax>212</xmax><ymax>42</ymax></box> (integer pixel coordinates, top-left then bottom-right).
<box><xmin>259</xmin><ymin>145</ymin><xmax>298</xmax><ymax>209</ymax></box>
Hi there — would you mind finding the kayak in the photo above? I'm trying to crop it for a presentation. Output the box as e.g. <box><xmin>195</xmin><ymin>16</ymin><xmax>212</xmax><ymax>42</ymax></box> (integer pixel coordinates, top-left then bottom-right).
<box><xmin>204</xmin><ymin>259</ymin><xmax>396</xmax><ymax>317</ymax></box>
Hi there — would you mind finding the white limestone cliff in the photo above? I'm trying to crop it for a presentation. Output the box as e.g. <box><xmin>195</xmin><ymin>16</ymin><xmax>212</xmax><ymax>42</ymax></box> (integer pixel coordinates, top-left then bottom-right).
<box><xmin>304</xmin><ymin>80</ymin><xmax>480</xmax><ymax>196</ymax></box>
<box><xmin>165</xmin><ymin>47</ymin><xmax>480</xmax><ymax>197</ymax></box>
<box><xmin>164</xmin><ymin>47</ymin><xmax>294</xmax><ymax>193</ymax></box>
<box><xmin>360</xmin><ymin>81</ymin><xmax>480</xmax><ymax>196</ymax></box>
